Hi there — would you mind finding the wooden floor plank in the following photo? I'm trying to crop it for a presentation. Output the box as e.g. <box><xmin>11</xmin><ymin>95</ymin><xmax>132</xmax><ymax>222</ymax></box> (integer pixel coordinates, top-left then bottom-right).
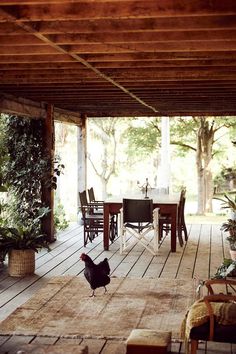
<box><xmin>232</xmin><ymin>343</ymin><xmax>236</xmax><ymax>354</ymax></box>
<box><xmin>178</xmin><ymin>224</ymin><xmax>201</xmax><ymax>279</ymax></box>
<box><xmin>210</xmin><ymin>224</ymin><xmax>224</xmax><ymax>278</ymax></box>
<box><xmin>56</xmin><ymin>337</ymin><xmax>83</xmax><ymax>345</ymax></box>
<box><xmin>80</xmin><ymin>338</ymin><xmax>106</xmax><ymax>354</ymax></box>
<box><xmin>207</xmin><ymin>341</ymin><xmax>232</xmax><ymax>353</ymax></box>
<box><xmin>0</xmin><ymin>335</ymin><xmax>34</xmax><ymax>354</ymax></box>
<box><xmin>194</xmin><ymin>224</ymin><xmax>211</xmax><ymax>280</ymax></box>
<box><xmin>100</xmin><ymin>339</ymin><xmax>126</xmax><ymax>354</ymax></box>
<box><xmin>0</xmin><ymin>222</ymin><xmax>234</xmax><ymax>354</ymax></box>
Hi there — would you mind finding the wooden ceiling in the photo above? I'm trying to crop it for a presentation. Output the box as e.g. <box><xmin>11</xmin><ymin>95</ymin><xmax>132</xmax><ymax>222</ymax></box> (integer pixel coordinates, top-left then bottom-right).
<box><xmin>1</xmin><ymin>1</ymin><xmax>236</xmax><ymax>117</ymax></box>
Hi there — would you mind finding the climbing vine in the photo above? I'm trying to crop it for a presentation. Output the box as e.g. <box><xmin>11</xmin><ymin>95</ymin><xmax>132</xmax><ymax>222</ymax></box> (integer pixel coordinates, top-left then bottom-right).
<box><xmin>2</xmin><ymin>115</ymin><xmax>50</xmax><ymax>231</ymax></box>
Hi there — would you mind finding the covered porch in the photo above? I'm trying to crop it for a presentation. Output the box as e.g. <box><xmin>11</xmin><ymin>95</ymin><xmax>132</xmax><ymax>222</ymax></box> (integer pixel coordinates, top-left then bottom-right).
<box><xmin>0</xmin><ymin>2</ymin><xmax>236</xmax><ymax>353</ymax></box>
<box><xmin>0</xmin><ymin>221</ymin><xmax>234</xmax><ymax>354</ymax></box>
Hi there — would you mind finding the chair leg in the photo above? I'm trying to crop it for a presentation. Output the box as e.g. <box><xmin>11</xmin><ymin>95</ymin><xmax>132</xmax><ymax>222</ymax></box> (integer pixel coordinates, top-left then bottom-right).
<box><xmin>158</xmin><ymin>223</ymin><xmax>164</xmax><ymax>243</ymax></box>
<box><xmin>183</xmin><ymin>223</ymin><xmax>188</xmax><ymax>241</ymax></box>
<box><xmin>109</xmin><ymin>213</ymin><xmax>118</xmax><ymax>242</ymax></box>
<box><xmin>83</xmin><ymin>227</ymin><xmax>87</xmax><ymax>247</ymax></box>
<box><xmin>190</xmin><ymin>339</ymin><xmax>198</xmax><ymax>354</ymax></box>
<box><xmin>120</xmin><ymin>229</ymin><xmax>125</xmax><ymax>254</ymax></box>
<box><xmin>109</xmin><ymin>215</ymin><xmax>115</xmax><ymax>242</ymax></box>
<box><xmin>177</xmin><ymin>223</ymin><xmax>184</xmax><ymax>247</ymax></box>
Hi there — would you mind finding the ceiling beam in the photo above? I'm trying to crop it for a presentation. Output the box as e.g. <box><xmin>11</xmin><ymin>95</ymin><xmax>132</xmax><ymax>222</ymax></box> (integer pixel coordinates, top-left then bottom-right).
<box><xmin>0</xmin><ymin>5</ymin><xmax>160</xmax><ymax>114</ymax></box>
<box><xmin>1</xmin><ymin>1</ymin><xmax>236</xmax><ymax>22</ymax></box>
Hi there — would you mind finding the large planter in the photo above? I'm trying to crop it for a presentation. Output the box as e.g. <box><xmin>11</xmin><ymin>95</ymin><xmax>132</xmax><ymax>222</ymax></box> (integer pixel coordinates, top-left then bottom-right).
<box><xmin>8</xmin><ymin>249</ymin><xmax>35</xmax><ymax>277</ymax></box>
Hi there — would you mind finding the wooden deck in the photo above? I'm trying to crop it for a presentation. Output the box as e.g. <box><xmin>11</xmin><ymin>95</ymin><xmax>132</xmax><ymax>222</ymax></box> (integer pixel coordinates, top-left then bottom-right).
<box><xmin>0</xmin><ymin>222</ymin><xmax>235</xmax><ymax>354</ymax></box>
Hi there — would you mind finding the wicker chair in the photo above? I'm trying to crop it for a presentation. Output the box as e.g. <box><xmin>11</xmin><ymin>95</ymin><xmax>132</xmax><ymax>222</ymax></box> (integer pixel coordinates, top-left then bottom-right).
<box><xmin>185</xmin><ymin>278</ymin><xmax>236</xmax><ymax>354</ymax></box>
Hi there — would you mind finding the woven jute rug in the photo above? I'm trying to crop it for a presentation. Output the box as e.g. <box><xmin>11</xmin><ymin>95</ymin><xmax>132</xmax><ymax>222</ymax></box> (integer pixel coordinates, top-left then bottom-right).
<box><xmin>0</xmin><ymin>276</ymin><xmax>195</xmax><ymax>340</ymax></box>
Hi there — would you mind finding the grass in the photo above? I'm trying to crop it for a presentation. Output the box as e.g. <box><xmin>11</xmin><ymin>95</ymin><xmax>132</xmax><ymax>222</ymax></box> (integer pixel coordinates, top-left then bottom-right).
<box><xmin>186</xmin><ymin>214</ymin><xmax>226</xmax><ymax>224</ymax></box>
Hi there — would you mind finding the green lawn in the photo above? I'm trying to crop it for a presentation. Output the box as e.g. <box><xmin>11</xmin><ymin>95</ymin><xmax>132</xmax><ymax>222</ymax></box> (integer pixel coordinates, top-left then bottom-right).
<box><xmin>185</xmin><ymin>214</ymin><xmax>226</xmax><ymax>224</ymax></box>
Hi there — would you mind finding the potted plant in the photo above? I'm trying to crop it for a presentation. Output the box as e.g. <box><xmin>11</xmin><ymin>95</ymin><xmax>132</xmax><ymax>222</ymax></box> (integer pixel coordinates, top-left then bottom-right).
<box><xmin>221</xmin><ymin>219</ymin><xmax>236</xmax><ymax>260</ymax></box>
<box><xmin>214</xmin><ymin>193</ymin><xmax>236</xmax><ymax>220</ymax></box>
<box><xmin>213</xmin><ymin>258</ymin><xmax>236</xmax><ymax>278</ymax></box>
<box><xmin>0</xmin><ymin>226</ymin><xmax>50</xmax><ymax>277</ymax></box>
<box><xmin>0</xmin><ymin>207</ymin><xmax>51</xmax><ymax>277</ymax></box>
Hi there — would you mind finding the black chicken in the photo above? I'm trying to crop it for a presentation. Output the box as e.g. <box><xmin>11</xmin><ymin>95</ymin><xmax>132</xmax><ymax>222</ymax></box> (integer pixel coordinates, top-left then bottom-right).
<box><xmin>80</xmin><ymin>253</ymin><xmax>110</xmax><ymax>297</ymax></box>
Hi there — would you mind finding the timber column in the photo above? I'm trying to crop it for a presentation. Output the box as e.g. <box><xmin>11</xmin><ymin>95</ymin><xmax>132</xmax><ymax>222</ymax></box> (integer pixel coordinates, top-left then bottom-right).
<box><xmin>77</xmin><ymin>114</ymin><xmax>87</xmax><ymax>194</ymax></box>
<box><xmin>42</xmin><ymin>103</ymin><xmax>55</xmax><ymax>242</ymax></box>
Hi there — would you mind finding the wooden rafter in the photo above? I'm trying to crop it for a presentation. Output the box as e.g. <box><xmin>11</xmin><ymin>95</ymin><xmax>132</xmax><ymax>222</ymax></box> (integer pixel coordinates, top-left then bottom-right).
<box><xmin>0</xmin><ymin>6</ymin><xmax>159</xmax><ymax>114</ymax></box>
<box><xmin>0</xmin><ymin>1</ymin><xmax>236</xmax><ymax>117</ymax></box>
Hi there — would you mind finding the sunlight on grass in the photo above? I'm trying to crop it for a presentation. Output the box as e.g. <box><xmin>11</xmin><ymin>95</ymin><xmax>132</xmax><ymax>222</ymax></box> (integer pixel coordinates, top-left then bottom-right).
<box><xmin>186</xmin><ymin>214</ymin><xmax>226</xmax><ymax>224</ymax></box>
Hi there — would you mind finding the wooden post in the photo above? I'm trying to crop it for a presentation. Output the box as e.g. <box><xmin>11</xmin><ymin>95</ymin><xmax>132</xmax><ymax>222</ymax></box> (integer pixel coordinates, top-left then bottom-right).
<box><xmin>158</xmin><ymin>116</ymin><xmax>171</xmax><ymax>194</ymax></box>
<box><xmin>42</xmin><ymin>104</ymin><xmax>55</xmax><ymax>242</ymax></box>
<box><xmin>77</xmin><ymin>115</ymin><xmax>87</xmax><ymax>202</ymax></box>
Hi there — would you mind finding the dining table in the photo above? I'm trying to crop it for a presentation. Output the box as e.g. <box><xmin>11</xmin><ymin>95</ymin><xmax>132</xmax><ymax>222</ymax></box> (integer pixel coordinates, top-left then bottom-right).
<box><xmin>103</xmin><ymin>193</ymin><xmax>180</xmax><ymax>252</ymax></box>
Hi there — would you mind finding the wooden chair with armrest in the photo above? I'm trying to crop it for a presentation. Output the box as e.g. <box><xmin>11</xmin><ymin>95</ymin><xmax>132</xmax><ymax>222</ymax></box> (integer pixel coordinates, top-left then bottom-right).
<box><xmin>185</xmin><ymin>278</ymin><xmax>236</xmax><ymax>354</ymax></box>
<box><xmin>88</xmin><ymin>187</ymin><xmax>118</xmax><ymax>242</ymax></box>
<box><xmin>159</xmin><ymin>187</ymin><xmax>187</xmax><ymax>247</ymax></box>
<box><xmin>88</xmin><ymin>187</ymin><xmax>104</xmax><ymax>211</ymax></box>
<box><xmin>79</xmin><ymin>190</ymin><xmax>104</xmax><ymax>246</ymax></box>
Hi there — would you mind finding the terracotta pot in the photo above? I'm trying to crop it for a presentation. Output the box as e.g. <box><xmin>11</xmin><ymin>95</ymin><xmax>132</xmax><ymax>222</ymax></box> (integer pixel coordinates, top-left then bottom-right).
<box><xmin>229</xmin><ymin>249</ymin><xmax>236</xmax><ymax>261</ymax></box>
<box><xmin>8</xmin><ymin>249</ymin><xmax>35</xmax><ymax>277</ymax></box>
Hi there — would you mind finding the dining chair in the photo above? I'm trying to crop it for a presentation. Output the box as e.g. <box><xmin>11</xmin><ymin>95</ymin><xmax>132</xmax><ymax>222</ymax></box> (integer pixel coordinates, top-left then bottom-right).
<box><xmin>79</xmin><ymin>190</ymin><xmax>104</xmax><ymax>246</ymax></box>
<box><xmin>88</xmin><ymin>187</ymin><xmax>118</xmax><ymax>242</ymax></box>
<box><xmin>182</xmin><ymin>278</ymin><xmax>236</xmax><ymax>354</ymax></box>
<box><xmin>87</xmin><ymin>187</ymin><xmax>104</xmax><ymax>214</ymax></box>
<box><xmin>120</xmin><ymin>198</ymin><xmax>159</xmax><ymax>256</ymax></box>
<box><xmin>159</xmin><ymin>187</ymin><xmax>187</xmax><ymax>246</ymax></box>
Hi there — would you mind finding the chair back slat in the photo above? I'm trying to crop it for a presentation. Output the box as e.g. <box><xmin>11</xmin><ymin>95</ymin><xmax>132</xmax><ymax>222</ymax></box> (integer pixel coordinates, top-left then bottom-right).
<box><xmin>178</xmin><ymin>188</ymin><xmax>186</xmax><ymax>224</ymax></box>
<box><xmin>88</xmin><ymin>187</ymin><xmax>95</xmax><ymax>203</ymax></box>
<box><xmin>123</xmin><ymin>198</ymin><xmax>153</xmax><ymax>223</ymax></box>
<box><xmin>79</xmin><ymin>190</ymin><xmax>88</xmax><ymax>207</ymax></box>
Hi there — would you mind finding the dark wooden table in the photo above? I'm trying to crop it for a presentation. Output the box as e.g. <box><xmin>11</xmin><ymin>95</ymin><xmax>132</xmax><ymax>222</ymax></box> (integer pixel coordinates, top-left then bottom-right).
<box><xmin>103</xmin><ymin>195</ymin><xmax>180</xmax><ymax>252</ymax></box>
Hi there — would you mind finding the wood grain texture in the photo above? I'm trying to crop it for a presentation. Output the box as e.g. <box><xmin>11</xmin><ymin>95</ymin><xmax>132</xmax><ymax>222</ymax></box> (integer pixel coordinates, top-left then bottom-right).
<box><xmin>0</xmin><ymin>2</ymin><xmax>236</xmax><ymax>116</ymax></box>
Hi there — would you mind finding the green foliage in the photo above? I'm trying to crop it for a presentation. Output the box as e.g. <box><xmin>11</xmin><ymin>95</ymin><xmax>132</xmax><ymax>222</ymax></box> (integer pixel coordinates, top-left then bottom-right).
<box><xmin>88</xmin><ymin>118</ymin><xmax>123</xmax><ymax>186</ymax></box>
<box><xmin>0</xmin><ymin>115</ymin><xmax>8</xmax><ymax>227</ymax></box>
<box><xmin>213</xmin><ymin>258</ymin><xmax>236</xmax><ymax>279</ymax></box>
<box><xmin>124</xmin><ymin>118</ymin><xmax>161</xmax><ymax>158</ymax></box>
<box><xmin>54</xmin><ymin>201</ymin><xmax>69</xmax><ymax>231</ymax></box>
<box><xmin>2</xmin><ymin>115</ymin><xmax>50</xmax><ymax>230</ymax></box>
<box><xmin>221</xmin><ymin>219</ymin><xmax>236</xmax><ymax>250</ymax></box>
<box><xmin>51</xmin><ymin>155</ymin><xmax>65</xmax><ymax>190</ymax></box>
<box><xmin>0</xmin><ymin>225</ymin><xmax>50</xmax><ymax>259</ymax></box>
<box><xmin>214</xmin><ymin>193</ymin><xmax>236</xmax><ymax>212</ymax></box>
<box><xmin>214</xmin><ymin>166</ymin><xmax>236</xmax><ymax>193</ymax></box>
<box><xmin>221</xmin><ymin>219</ymin><xmax>236</xmax><ymax>234</ymax></box>
<box><xmin>170</xmin><ymin>117</ymin><xmax>198</xmax><ymax>142</ymax></box>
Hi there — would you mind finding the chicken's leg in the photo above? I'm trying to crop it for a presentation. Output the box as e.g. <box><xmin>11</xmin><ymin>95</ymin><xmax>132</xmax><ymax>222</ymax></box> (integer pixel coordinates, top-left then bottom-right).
<box><xmin>90</xmin><ymin>290</ymin><xmax>95</xmax><ymax>297</ymax></box>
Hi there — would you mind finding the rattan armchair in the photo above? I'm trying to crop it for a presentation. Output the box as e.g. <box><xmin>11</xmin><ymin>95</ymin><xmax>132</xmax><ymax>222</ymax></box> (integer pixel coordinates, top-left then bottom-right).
<box><xmin>184</xmin><ymin>278</ymin><xmax>236</xmax><ymax>354</ymax></box>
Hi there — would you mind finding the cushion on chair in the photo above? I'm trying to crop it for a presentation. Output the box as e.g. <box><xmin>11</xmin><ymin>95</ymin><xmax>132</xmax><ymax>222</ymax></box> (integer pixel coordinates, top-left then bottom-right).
<box><xmin>181</xmin><ymin>299</ymin><xmax>236</xmax><ymax>343</ymax></box>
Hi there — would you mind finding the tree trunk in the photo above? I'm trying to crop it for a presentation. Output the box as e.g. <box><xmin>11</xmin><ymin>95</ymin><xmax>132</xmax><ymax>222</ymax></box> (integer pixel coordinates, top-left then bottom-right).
<box><xmin>87</xmin><ymin>119</ymin><xmax>118</xmax><ymax>199</ymax></box>
<box><xmin>101</xmin><ymin>178</ymin><xmax>108</xmax><ymax>199</ymax></box>
<box><xmin>196</xmin><ymin>118</ymin><xmax>214</xmax><ymax>215</ymax></box>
